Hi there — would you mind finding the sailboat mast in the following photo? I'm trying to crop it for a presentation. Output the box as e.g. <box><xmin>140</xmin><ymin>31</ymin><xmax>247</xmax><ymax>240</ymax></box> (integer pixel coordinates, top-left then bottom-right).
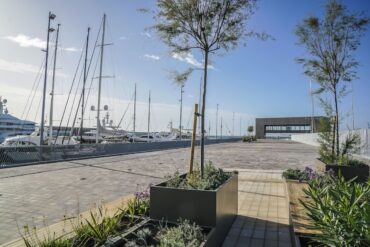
<box><xmin>133</xmin><ymin>83</ymin><xmax>137</xmax><ymax>136</ymax></box>
<box><xmin>232</xmin><ymin>112</ymin><xmax>235</xmax><ymax>137</ymax></box>
<box><xmin>179</xmin><ymin>84</ymin><xmax>184</xmax><ymax>140</ymax></box>
<box><xmin>216</xmin><ymin>104</ymin><xmax>219</xmax><ymax>139</ymax></box>
<box><xmin>220</xmin><ymin>117</ymin><xmax>223</xmax><ymax>140</ymax></box>
<box><xmin>49</xmin><ymin>23</ymin><xmax>60</xmax><ymax>144</ymax></box>
<box><xmin>147</xmin><ymin>90</ymin><xmax>151</xmax><ymax>141</ymax></box>
<box><xmin>40</xmin><ymin>12</ymin><xmax>56</xmax><ymax>146</ymax></box>
<box><xmin>80</xmin><ymin>27</ymin><xmax>90</xmax><ymax>142</ymax></box>
<box><xmin>239</xmin><ymin>115</ymin><xmax>242</xmax><ymax>137</ymax></box>
<box><xmin>96</xmin><ymin>14</ymin><xmax>106</xmax><ymax>144</ymax></box>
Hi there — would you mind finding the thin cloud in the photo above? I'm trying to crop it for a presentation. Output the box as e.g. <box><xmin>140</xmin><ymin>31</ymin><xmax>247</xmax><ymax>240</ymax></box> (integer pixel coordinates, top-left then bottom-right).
<box><xmin>5</xmin><ymin>34</ymin><xmax>46</xmax><ymax>49</ymax></box>
<box><xmin>172</xmin><ymin>52</ymin><xmax>202</xmax><ymax>67</ymax></box>
<box><xmin>119</xmin><ymin>36</ymin><xmax>128</xmax><ymax>40</ymax></box>
<box><xmin>62</xmin><ymin>47</ymin><xmax>81</xmax><ymax>52</ymax></box>
<box><xmin>5</xmin><ymin>34</ymin><xmax>80</xmax><ymax>52</ymax></box>
<box><xmin>144</xmin><ymin>54</ymin><xmax>161</xmax><ymax>60</ymax></box>
<box><xmin>171</xmin><ymin>52</ymin><xmax>215</xmax><ymax>70</ymax></box>
<box><xmin>0</xmin><ymin>58</ymin><xmax>67</xmax><ymax>77</ymax></box>
<box><xmin>140</xmin><ymin>32</ymin><xmax>152</xmax><ymax>38</ymax></box>
<box><xmin>0</xmin><ymin>58</ymin><xmax>40</xmax><ymax>73</ymax></box>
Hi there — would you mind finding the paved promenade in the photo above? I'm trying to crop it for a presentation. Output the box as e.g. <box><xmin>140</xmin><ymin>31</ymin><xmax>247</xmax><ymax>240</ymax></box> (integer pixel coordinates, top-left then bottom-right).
<box><xmin>223</xmin><ymin>170</ymin><xmax>291</xmax><ymax>247</ymax></box>
<box><xmin>0</xmin><ymin>140</ymin><xmax>317</xmax><ymax>244</ymax></box>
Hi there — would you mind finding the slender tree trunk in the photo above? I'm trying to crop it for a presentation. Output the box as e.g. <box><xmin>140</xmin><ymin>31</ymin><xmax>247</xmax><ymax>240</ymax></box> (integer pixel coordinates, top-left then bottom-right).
<box><xmin>334</xmin><ymin>89</ymin><xmax>340</xmax><ymax>157</ymax></box>
<box><xmin>331</xmin><ymin>115</ymin><xmax>336</xmax><ymax>159</ymax></box>
<box><xmin>200</xmin><ymin>49</ymin><xmax>209</xmax><ymax>178</ymax></box>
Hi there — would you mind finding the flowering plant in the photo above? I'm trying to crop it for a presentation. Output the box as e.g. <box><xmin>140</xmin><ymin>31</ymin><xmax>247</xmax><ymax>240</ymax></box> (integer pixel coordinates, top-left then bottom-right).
<box><xmin>127</xmin><ymin>189</ymin><xmax>150</xmax><ymax>216</ymax></box>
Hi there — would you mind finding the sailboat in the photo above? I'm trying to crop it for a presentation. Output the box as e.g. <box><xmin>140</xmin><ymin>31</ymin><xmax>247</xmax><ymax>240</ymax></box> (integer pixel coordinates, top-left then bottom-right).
<box><xmin>78</xmin><ymin>14</ymin><xmax>129</xmax><ymax>144</ymax></box>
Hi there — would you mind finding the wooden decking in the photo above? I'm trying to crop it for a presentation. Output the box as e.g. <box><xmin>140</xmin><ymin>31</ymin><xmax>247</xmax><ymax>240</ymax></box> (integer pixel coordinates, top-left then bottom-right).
<box><xmin>286</xmin><ymin>180</ymin><xmax>320</xmax><ymax>237</ymax></box>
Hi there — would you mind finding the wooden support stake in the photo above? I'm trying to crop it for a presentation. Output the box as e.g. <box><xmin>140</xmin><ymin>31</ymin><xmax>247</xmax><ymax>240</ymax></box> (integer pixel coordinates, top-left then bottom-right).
<box><xmin>189</xmin><ymin>104</ymin><xmax>198</xmax><ymax>174</ymax></box>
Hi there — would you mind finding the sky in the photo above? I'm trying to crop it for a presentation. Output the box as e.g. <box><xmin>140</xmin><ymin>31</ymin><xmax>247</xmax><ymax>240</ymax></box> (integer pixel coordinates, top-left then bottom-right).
<box><xmin>0</xmin><ymin>0</ymin><xmax>369</xmax><ymax>135</ymax></box>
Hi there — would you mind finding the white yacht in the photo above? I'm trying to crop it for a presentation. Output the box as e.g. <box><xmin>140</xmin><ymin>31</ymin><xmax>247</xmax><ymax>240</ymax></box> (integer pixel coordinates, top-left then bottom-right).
<box><xmin>0</xmin><ymin>97</ymin><xmax>35</xmax><ymax>143</ymax></box>
<box><xmin>1</xmin><ymin>127</ymin><xmax>79</xmax><ymax>146</ymax></box>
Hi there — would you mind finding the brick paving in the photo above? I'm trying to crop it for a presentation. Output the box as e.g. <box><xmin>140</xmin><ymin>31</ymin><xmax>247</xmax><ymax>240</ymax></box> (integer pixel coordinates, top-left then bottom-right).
<box><xmin>0</xmin><ymin>141</ymin><xmax>317</xmax><ymax>244</ymax></box>
<box><xmin>223</xmin><ymin>170</ymin><xmax>291</xmax><ymax>247</ymax></box>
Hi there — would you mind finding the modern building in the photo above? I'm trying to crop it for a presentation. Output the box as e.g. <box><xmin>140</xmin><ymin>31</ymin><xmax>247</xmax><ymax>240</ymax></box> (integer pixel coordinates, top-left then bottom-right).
<box><xmin>255</xmin><ymin>116</ymin><xmax>324</xmax><ymax>139</ymax></box>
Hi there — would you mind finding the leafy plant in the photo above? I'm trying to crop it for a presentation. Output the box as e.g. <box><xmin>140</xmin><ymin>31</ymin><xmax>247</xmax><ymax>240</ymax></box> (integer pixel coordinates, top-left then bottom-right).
<box><xmin>21</xmin><ymin>225</ymin><xmax>72</xmax><ymax>247</ymax></box>
<box><xmin>125</xmin><ymin>189</ymin><xmax>150</xmax><ymax>216</ymax></box>
<box><xmin>318</xmin><ymin>117</ymin><xmax>366</xmax><ymax>167</ymax></box>
<box><xmin>73</xmin><ymin>206</ymin><xmax>121</xmax><ymax>246</ymax></box>
<box><xmin>159</xmin><ymin>220</ymin><xmax>205</xmax><ymax>247</ymax></box>
<box><xmin>165</xmin><ymin>162</ymin><xmax>232</xmax><ymax>190</ymax></box>
<box><xmin>295</xmin><ymin>0</ymin><xmax>369</xmax><ymax>158</ymax></box>
<box><xmin>164</xmin><ymin>170</ymin><xmax>183</xmax><ymax>188</ymax></box>
<box><xmin>247</xmin><ymin>126</ymin><xmax>254</xmax><ymax>135</ymax></box>
<box><xmin>20</xmin><ymin>219</ymin><xmax>73</xmax><ymax>247</ymax></box>
<box><xmin>242</xmin><ymin>135</ymin><xmax>256</xmax><ymax>142</ymax></box>
<box><xmin>153</xmin><ymin>0</ymin><xmax>265</xmax><ymax>177</ymax></box>
<box><xmin>301</xmin><ymin>176</ymin><xmax>370</xmax><ymax>246</ymax></box>
<box><xmin>282</xmin><ymin>167</ymin><xmax>321</xmax><ymax>181</ymax></box>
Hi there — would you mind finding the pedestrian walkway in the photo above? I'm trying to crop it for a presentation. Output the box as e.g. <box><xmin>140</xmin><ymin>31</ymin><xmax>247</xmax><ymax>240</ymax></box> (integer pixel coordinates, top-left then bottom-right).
<box><xmin>2</xmin><ymin>169</ymin><xmax>292</xmax><ymax>247</ymax></box>
<box><xmin>222</xmin><ymin>170</ymin><xmax>292</xmax><ymax>247</ymax></box>
<box><xmin>0</xmin><ymin>141</ymin><xmax>315</xmax><ymax>244</ymax></box>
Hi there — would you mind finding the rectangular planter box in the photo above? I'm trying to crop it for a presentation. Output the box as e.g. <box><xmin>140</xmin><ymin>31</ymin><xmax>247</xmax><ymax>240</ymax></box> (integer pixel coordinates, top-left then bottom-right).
<box><xmin>150</xmin><ymin>173</ymin><xmax>238</xmax><ymax>246</ymax></box>
<box><xmin>315</xmin><ymin>159</ymin><xmax>369</xmax><ymax>183</ymax></box>
<box><xmin>104</xmin><ymin>219</ymin><xmax>217</xmax><ymax>247</ymax></box>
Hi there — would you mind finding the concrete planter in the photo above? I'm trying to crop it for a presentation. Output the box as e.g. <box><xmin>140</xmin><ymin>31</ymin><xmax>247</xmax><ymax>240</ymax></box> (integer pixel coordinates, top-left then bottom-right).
<box><xmin>315</xmin><ymin>159</ymin><xmax>369</xmax><ymax>183</ymax></box>
<box><xmin>150</xmin><ymin>173</ymin><xmax>238</xmax><ymax>246</ymax></box>
<box><xmin>104</xmin><ymin>218</ymin><xmax>217</xmax><ymax>247</ymax></box>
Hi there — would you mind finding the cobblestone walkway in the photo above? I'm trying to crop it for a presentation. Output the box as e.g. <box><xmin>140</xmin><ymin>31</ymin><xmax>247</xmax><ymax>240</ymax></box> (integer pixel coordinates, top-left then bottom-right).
<box><xmin>0</xmin><ymin>141</ymin><xmax>316</xmax><ymax>244</ymax></box>
<box><xmin>223</xmin><ymin>170</ymin><xmax>291</xmax><ymax>247</ymax></box>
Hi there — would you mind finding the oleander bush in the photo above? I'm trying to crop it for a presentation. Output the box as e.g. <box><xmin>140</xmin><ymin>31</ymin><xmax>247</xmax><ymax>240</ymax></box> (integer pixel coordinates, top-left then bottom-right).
<box><xmin>301</xmin><ymin>176</ymin><xmax>370</xmax><ymax>246</ymax></box>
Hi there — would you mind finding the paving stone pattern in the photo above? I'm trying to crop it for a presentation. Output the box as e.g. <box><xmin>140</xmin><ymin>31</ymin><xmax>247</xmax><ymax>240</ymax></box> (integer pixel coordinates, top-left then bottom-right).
<box><xmin>0</xmin><ymin>141</ymin><xmax>317</xmax><ymax>244</ymax></box>
<box><xmin>223</xmin><ymin>170</ymin><xmax>291</xmax><ymax>247</ymax></box>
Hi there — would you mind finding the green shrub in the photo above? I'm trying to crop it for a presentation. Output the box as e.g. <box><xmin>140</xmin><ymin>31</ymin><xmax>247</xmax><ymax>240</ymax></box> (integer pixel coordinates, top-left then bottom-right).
<box><xmin>318</xmin><ymin>118</ymin><xmax>366</xmax><ymax>167</ymax></box>
<box><xmin>159</xmin><ymin>220</ymin><xmax>204</xmax><ymax>247</ymax></box>
<box><xmin>301</xmin><ymin>176</ymin><xmax>370</xmax><ymax>246</ymax></box>
<box><xmin>242</xmin><ymin>136</ymin><xmax>256</xmax><ymax>142</ymax></box>
<box><xmin>282</xmin><ymin>168</ymin><xmax>309</xmax><ymax>181</ymax></box>
<box><xmin>165</xmin><ymin>162</ymin><xmax>233</xmax><ymax>190</ymax></box>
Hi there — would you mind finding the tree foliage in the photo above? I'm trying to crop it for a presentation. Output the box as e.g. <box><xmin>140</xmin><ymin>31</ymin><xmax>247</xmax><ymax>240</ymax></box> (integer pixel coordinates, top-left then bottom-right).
<box><xmin>295</xmin><ymin>0</ymin><xmax>369</xmax><ymax>157</ymax></box>
<box><xmin>155</xmin><ymin>0</ymin><xmax>259</xmax><ymax>54</ymax></box>
<box><xmin>154</xmin><ymin>0</ymin><xmax>261</xmax><ymax>176</ymax></box>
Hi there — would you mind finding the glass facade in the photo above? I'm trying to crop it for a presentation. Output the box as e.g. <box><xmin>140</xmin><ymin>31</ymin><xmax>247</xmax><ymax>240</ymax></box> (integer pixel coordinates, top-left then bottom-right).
<box><xmin>265</xmin><ymin>125</ymin><xmax>311</xmax><ymax>132</ymax></box>
<box><xmin>263</xmin><ymin>125</ymin><xmax>311</xmax><ymax>140</ymax></box>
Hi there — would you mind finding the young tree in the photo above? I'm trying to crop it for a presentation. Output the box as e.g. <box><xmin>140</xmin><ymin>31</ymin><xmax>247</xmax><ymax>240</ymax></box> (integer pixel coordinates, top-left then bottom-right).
<box><xmin>295</xmin><ymin>0</ymin><xmax>369</xmax><ymax>157</ymax></box>
<box><xmin>247</xmin><ymin>125</ymin><xmax>254</xmax><ymax>135</ymax></box>
<box><xmin>154</xmin><ymin>0</ymin><xmax>260</xmax><ymax>177</ymax></box>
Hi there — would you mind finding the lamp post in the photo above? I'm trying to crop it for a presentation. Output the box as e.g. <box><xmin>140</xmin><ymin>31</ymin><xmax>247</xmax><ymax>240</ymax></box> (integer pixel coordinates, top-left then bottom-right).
<box><xmin>179</xmin><ymin>84</ymin><xmax>184</xmax><ymax>140</ymax></box>
<box><xmin>40</xmin><ymin>12</ymin><xmax>56</xmax><ymax>147</ymax></box>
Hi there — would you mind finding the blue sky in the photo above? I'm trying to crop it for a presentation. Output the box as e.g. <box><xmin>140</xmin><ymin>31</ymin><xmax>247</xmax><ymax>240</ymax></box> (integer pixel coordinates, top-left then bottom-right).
<box><xmin>0</xmin><ymin>0</ymin><xmax>369</xmax><ymax>134</ymax></box>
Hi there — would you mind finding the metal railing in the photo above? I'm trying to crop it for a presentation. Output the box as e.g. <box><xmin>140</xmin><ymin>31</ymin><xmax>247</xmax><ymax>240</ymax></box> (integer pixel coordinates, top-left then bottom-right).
<box><xmin>0</xmin><ymin>138</ymin><xmax>240</xmax><ymax>168</ymax></box>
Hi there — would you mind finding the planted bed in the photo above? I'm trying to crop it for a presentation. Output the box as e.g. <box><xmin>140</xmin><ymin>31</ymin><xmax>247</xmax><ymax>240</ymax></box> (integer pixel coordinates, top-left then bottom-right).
<box><xmin>315</xmin><ymin>158</ymin><xmax>369</xmax><ymax>183</ymax></box>
<box><xmin>150</xmin><ymin>164</ymin><xmax>238</xmax><ymax>246</ymax></box>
